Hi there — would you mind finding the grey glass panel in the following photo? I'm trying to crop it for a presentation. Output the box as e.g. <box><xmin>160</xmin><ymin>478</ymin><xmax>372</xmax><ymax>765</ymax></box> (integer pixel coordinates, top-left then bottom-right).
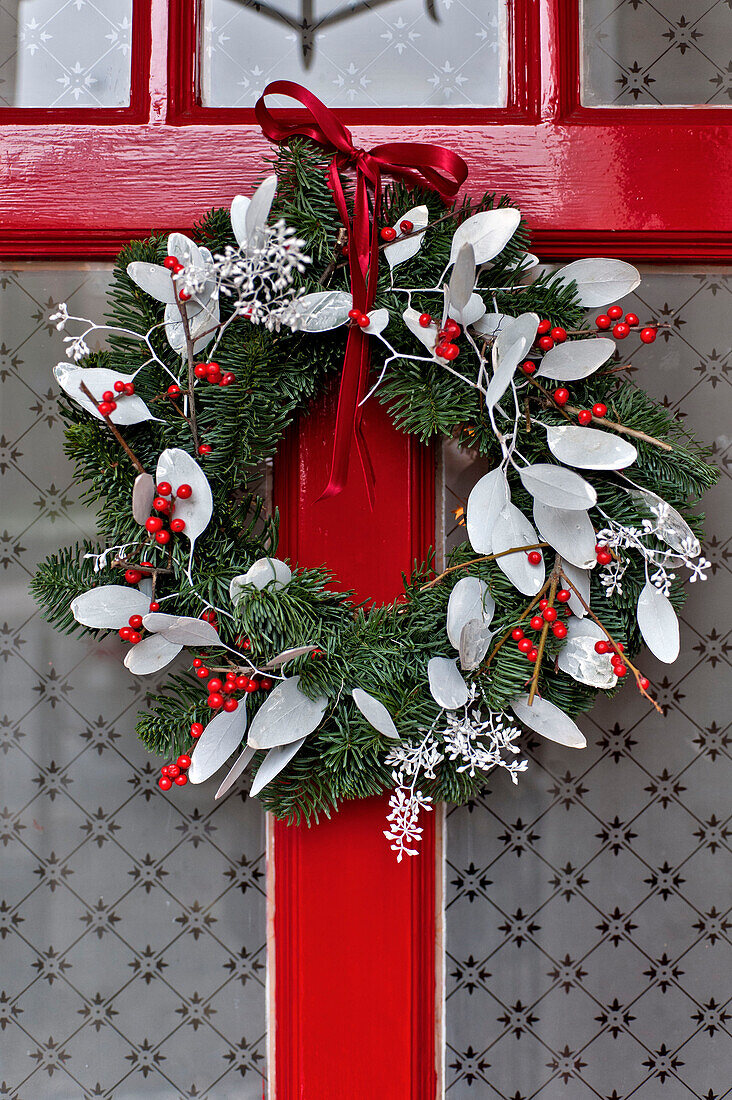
<box><xmin>201</xmin><ymin>0</ymin><xmax>508</xmax><ymax>108</ymax></box>
<box><xmin>443</xmin><ymin>270</ymin><xmax>732</xmax><ymax>1097</ymax></box>
<box><xmin>582</xmin><ymin>0</ymin><xmax>732</xmax><ymax>106</ymax></box>
<box><xmin>0</xmin><ymin>265</ymin><xmax>268</xmax><ymax>1098</ymax></box>
<box><xmin>0</xmin><ymin>0</ymin><xmax>132</xmax><ymax>107</ymax></box>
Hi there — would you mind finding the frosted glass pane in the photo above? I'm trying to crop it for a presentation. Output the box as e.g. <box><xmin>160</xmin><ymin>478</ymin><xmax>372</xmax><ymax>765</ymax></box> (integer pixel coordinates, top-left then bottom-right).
<box><xmin>0</xmin><ymin>264</ymin><xmax>268</xmax><ymax>1097</ymax></box>
<box><xmin>201</xmin><ymin>0</ymin><xmax>508</xmax><ymax>108</ymax></box>
<box><xmin>0</xmin><ymin>0</ymin><xmax>132</xmax><ymax>107</ymax></box>
<box><xmin>582</xmin><ymin>0</ymin><xmax>732</xmax><ymax>106</ymax></box>
<box><xmin>442</xmin><ymin>269</ymin><xmax>732</xmax><ymax>1096</ymax></box>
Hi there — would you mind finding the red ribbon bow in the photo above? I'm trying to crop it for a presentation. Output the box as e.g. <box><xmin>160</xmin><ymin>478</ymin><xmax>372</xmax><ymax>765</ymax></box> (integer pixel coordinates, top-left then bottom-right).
<box><xmin>254</xmin><ymin>81</ymin><xmax>468</xmax><ymax>504</ymax></box>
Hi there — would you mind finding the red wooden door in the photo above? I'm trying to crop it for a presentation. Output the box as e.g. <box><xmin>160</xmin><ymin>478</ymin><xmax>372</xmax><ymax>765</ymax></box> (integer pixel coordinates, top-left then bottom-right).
<box><xmin>1</xmin><ymin>1</ymin><xmax>729</xmax><ymax>1096</ymax></box>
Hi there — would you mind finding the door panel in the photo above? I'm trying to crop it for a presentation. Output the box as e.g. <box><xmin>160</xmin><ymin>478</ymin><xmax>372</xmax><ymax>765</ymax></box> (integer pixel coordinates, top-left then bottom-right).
<box><xmin>442</xmin><ymin>268</ymin><xmax>732</xmax><ymax>1098</ymax></box>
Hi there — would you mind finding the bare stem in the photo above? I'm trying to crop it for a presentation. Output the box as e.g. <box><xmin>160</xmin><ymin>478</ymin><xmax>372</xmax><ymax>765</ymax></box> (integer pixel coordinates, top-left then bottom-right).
<box><xmin>79</xmin><ymin>382</ymin><xmax>146</xmax><ymax>474</ymax></box>
<box><xmin>419</xmin><ymin>543</ymin><xmax>549</xmax><ymax>592</ymax></box>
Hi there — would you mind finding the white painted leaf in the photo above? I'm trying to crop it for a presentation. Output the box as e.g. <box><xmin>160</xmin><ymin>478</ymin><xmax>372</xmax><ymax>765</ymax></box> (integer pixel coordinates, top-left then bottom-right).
<box><xmin>552</xmin><ymin>257</ymin><xmax>641</xmax><ymax>307</ymax></box>
<box><xmin>365</xmin><ymin>308</ymin><xmax>390</xmax><ymax>336</ymax></box>
<box><xmin>123</xmin><ymin>634</ymin><xmax>183</xmax><ymax>676</ymax></box>
<box><xmin>558</xmin><ymin>558</ymin><xmax>591</xmax><ymax>619</ymax></box>
<box><xmin>71</xmin><ymin>585</ymin><xmax>150</xmax><ymax>629</ymax></box>
<box><xmin>132</xmin><ymin>473</ymin><xmax>156</xmax><ymax>525</ymax></box>
<box><xmin>533</xmin><ymin>501</ymin><xmax>596</xmax><ymax>569</ymax></box>
<box><xmin>247</xmin><ymin>675</ymin><xmax>328</xmax><ymax>750</ymax></box>
<box><xmin>244</xmin><ymin>174</ymin><xmax>277</xmax><ymax>245</ymax></box>
<box><xmin>485</xmin><ymin>312</ymin><xmax>539</xmax><ymax>411</ymax></box>
<box><xmin>263</xmin><ymin>645</ymin><xmax>319</xmax><ymax>670</ymax></box>
<box><xmin>163</xmin><ymin>295</ymin><xmax>219</xmax><ymax>356</ymax></box>
<box><xmin>167</xmin><ymin>233</ymin><xmax>205</xmax><ymax>269</ymax></box>
<box><xmin>519</xmin><ymin>463</ymin><xmax>597</xmax><ymax>511</ymax></box>
<box><xmin>251</xmin><ymin>737</ymin><xmax>307</xmax><ymax>797</ymax></box>
<box><xmin>155</xmin><ymin>448</ymin><xmax>213</xmax><ymax>549</ymax></box>
<box><xmin>138</xmin><ymin>577</ymin><xmax>153</xmax><ymax>600</ymax></box>
<box><xmin>557</xmin><ymin>617</ymin><xmax>617</xmax><ymax>689</ymax></box>
<box><xmin>466</xmin><ymin>466</ymin><xmax>509</xmax><ymax>554</ymax></box>
<box><xmin>491</xmin><ymin>502</ymin><xmax>545</xmax><ymax>595</ymax></box>
<box><xmin>448</xmin><ymin>293</ymin><xmax>486</xmax><ymax>327</ymax></box>
<box><xmin>447</xmin><ymin>577</ymin><xmax>494</xmax><ymax>649</ymax></box>
<box><xmin>189</xmin><ymin>705</ymin><xmax>249</xmax><ymax>784</ymax></box>
<box><xmin>459</xmin><ymin>620</ymin><xmax>493</xmax><ymax>672</ymax></box>
<box><xmin>448</xmin><ymin>242</ymin><xmax>476</xmax><ymax>313</ymax></box>
<box><xmin>126</xmin><ymin>262</ymin><xmax>177</xmax><ymax>304</ymax></box>
<box><xmin>230</xmin><ymin>194</ymin><xmax>251</xmax><ymax>248</ymax></box>
<box><xmin>352</xmin><ymin>688</ymin><xmax>399</xmax><ymax>739</ymax></box>
<box><xmin>54</xmin><ymin>364</ymin><xmax>155</xmax><ymax>425</ymax></box>
<box><xmin>511</xmin><ymin>694</ymin><xmax>587</xmax><ymax>748</ymax></box>
<box><xmin>403</xmin><ymin>307</ymin><xmax>437</xmax><ymax>351</ymax></box>
<box><xmin>449</xmin><ymin>208</ymin><xmax>521</xmax><ymax>266</ymax></box>
<box><xmin>294</xmin><ymin>291</ymin><xmax>353</xmax><ymax>332</ymax></box>
<box><xmin>546</xmin><ymin>424</ymin><xmax>637</xmax><ymax>471</ymax></box>
<box><xmin>471</xmin><ymin>311</ymin><xmax>507</xmax><ymax>337</ymax></box>
<box><xmin>385</xmin><ymin>205</ymin><xmax>429</xmax><ymax>270</ymax></box>
<box><xmin>230</xmin><ymin>558</ymin><xmax>292</xmax><ymax>601</ymax></box>
<box><xmin>215</xmin><ymin>746</ymin><xmax>256</xmax><ymax>800</ymax></box>
<box><xmin>626</xmin><ymin>487</ymin><xmax>700</xmax><ymax>557</ymax></box>
<box><xmin>142</xmin><ymin>613</ymin><xmax>221</xmax><ymax>646</ymax></box>
<box><xmin>637</xmin><ymin>581</ymin><xmax>680</xmax><ymax>664</ymax></box>
<box><xmin>427</xmin><ymin>657</ymin><xmax>470</xmax><ymax>710</ymax></box>
<box><xmin>536</xmin><ymin>338</ymin><xmax>615</xmax><ymax>381</ymax></box>
<box><xmin>505</xmin><ymin>252</ymin><xmax>539</xmax><ymax>273</ymax></box>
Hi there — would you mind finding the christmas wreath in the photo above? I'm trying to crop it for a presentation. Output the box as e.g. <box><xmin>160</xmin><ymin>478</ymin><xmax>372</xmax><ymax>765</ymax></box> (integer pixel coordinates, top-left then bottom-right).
<box><xmin>33</xmin><ymin>86</ymin><xmax>716</xmax><ymax>858</ymax></box>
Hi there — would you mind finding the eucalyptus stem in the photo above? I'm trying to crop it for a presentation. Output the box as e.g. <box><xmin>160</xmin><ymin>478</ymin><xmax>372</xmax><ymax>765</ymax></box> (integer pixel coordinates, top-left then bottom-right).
<box><xmin>78</xmin><ymin>382</ymin><xmax>147</xmax><ymax>473</ymax></box>
<box><xmin>419</xmin><ymin>544</ymin><xmax>549</xmax><ymax>592</ymax></box>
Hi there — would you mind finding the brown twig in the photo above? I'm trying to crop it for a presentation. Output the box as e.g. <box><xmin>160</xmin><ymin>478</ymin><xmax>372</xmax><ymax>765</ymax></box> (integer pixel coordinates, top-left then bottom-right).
<box><xmin>419</xmin><ymin>544</ymin><xmax>549</xmax><ymax>592</ymax></box>
<box><xmin>480</xmin><ymin>579</ymin><xmax>553</xmax><ymax>673</ymax></box>
<box><xmin>558</xmin><ymin>570</ymin><xmax>663</xmax><ymax>714</ymax></box>
<box><xmin>528</xmin><ymin>566</ymin><xmax>560</xmax><ymax>705</ymax></box>
<box><xmin>318</xmin><ymin>227</ymin><xmax>349</xmax><ymax>286</ymax></box>
<box><xmin>79</xmin><ymin>382</ymin><xmax>147</xmax><ymax>473</ymax></box>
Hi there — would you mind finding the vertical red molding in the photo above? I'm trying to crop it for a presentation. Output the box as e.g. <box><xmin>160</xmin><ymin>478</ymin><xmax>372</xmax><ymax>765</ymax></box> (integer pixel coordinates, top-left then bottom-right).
<box><xmin>273</xmin><ymin>383</ymin><xmax>437</xmax><ymax>1098</ymax></box>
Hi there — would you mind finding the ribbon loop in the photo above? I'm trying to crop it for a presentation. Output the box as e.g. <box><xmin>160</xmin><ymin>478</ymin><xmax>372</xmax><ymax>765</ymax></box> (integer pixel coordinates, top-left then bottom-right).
<box><xmin>255</xmin><ymin>81</ymin><xmax>469</xmax><ymax>502</ymax></box>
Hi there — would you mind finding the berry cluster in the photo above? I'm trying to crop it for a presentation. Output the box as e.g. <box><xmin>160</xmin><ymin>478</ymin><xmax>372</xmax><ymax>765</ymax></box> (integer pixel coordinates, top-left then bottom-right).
<box><xmin>192</xmin><ymin>653</ymin><xmax>273</xmax><ymax>713</ymax></box>
<box><xmin>551</xmin><ymin>385</ymin><xmax>610</xmax><ymax>427</ymax></box>
<box><xmin>158</xmin><ymin>753</ymin><xmax>192</xmax><ymax>791</ymax></box>
<box><xmin>535</xmin><ymin>317</ymin><xmax>568</xmax><ymax>353</ymax></box>
<box><xmin>193</xmin><ymin>360</ymin><xmax>236</xmax><ymax>388</ymax></box>
<box><xmin>97</xmin><ymin>379</ymin><xmax>136</xmax><ymax>418</ymax></box>
<box><xmin>144</xmin><ymin>480</ymin><xmax>191</xmax><ymax>546</ymax></box>
<box><xmin>596</xmin><ymin>305</ymin><xmax>656</xmax><ymax>343</ymax></box>
<box><xmin>511</xmin><ymin>587</ymin><xmax>573</xmax><ymax>663</ymax></box>
<box><xmin>162</xmin><ymin>254</ymin><xmax>192</xmax><ymax>302</ymax></box>
<box><xmin>348</xmin><ymin>308</ymin><xmax>373</xmax><ymax>329</ymax></box>
<box><xmin>379</xmin><ymin>218</ymin><xmax>414</xmax><ymax>243</ymax></box>
<box><xmin>417</xmin><ymin>313</ymin><xmax>462</xmax><ymax>361</ymax></box>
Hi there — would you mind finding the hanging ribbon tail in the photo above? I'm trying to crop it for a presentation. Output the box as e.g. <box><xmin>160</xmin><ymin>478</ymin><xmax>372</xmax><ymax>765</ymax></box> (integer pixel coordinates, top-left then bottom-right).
<box><xmin>317</xmin><ymin>325</ymin><xmax>375</xmax><ymax>504</ymax></box>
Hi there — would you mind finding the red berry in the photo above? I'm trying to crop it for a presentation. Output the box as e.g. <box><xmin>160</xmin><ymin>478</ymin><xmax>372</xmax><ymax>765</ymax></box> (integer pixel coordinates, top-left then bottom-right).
<box><xmin>149</xmin><ymin>601</ymin><xmax>160</xmax><ymax>612</ymax></box>
<box><xmin>125</xmin><ymin>568</ymin><xmax>142</xmax><ymax>584</ymax></box>
<box><xmin>245</xmin><ymin>679</ymin><xmax>259</xmax><ymax>693</ymax></box>
<box><xmin>552</xmin><ymin>622</ymin><xmax>568</xmax><ymax>639</ymax></box>
<box><xmin>556</xmin><ymin>589</ymin><xmax>571</xmax><ymax>603</ymax></box>
<box><xmin>596</xmin><ymin>315</ymin><xmax>611</xmax><ymax>330</ymax></box>
<box><xmin>539</xmin><ymin>599</ymin><xmax>548</xmax><ymax>610</ymax></box>
<box><xmin>193</xmin><ymin>658</ymin><xmax>203</xmax><ymax>668</ymax></box>
<box><xmin>233</xmin><ymin>675</ymin><xmax>249</xmax><ymax>690</ymax></box>
<box><xmin>607</xmin><ymin>305</ymin><xmax>623</xmax><ymax>320</ymax></box>
<box><xmin>418</xmin><ymin>313</ymin><xmax>432</xmax><ymax>328</ymax></box>
<box><xmin>145</xmin><ymin>516</ymin><xmax>163</xmax><ymax>533</ymax></box>
<box><xmin>261</xmin><ymin>678</ymin><xmax>273</xmax><ymax>691</ymax></box>
<box><xmin>520</xmin><ymin>360</ymin><xmax>536</xmax><ymax>375</ymax></box>
<box><xmin>198</xmin><ymin>444</ymin><xmax>213</xmax><ymax>455</ymax></box>
<box><xmin>207</xmin><ymin>678</ymin><xmax>223</xmax><ymax>693</ymax></box>
<box><xmin>639</xmin><ymin>677</ymin><xmax>650</xmax><ymax>691</ymax></box>
<box><xmin>518</xmin><ymin>638</ymin><xmax>532</xmax><ymax>654</ymax></box>
<box><xmin>163</xmin><ymin>256</ymin><xmax>178</xmax><ymax>270</ymax></box>
<box><xmin>527</xmin><ymin>551</ymin><xmax>542</xmax><ymax>565</ymax></box>
<box><xmin>578</xmin><ymin>409</ymin><xmax>593</xmax><ymax>425</ymax></box>
<box><xmin>201</xmin><ymin>610</ymin><xmax>217</xmax><ymax>624</ymax></box>
<box><xmin>613</xmin><ymin>322</ymin><xmax>630</xmax><ymax>339</ymax></box>
<box><xmin>119</xmin><ymin>627</ymin><xmax>132</xmax><ymax>641</ymax></box>
<box><xmin>539</xmin><ymin>336</ymin><xmax>555</xmax><ymax>351</ymax></box>
<box><xmin>537</xmin><ymin>319</ymin><xmax>551</xmax><ymax>334</ymax></box>
<box><xmin>156</xmin><ymin>481</ymin><xmax>172</xmax><ymax>496</ymax></box>
<box><xmin>444</xmin><ymin>320</ymin><xmax>461</xmax><ymax>337</ymax></box>
<box><xmin>380</xmin><ymin>226</ymin><xmax>397</xmax><ymax>242</ymax></box>
<box><xmin>596</xmin><ymin>549</ymin><xmax>612</xmax><ymax>565</ymax></box>
<box><xmin>208</xmin><ymin>693</ymin><xmax>224</xmax><ymax>708</ymax></box>
<box><xmin>543</xmin><ymin>607</ymin><xmax>558</xmax><ymax>623</ymax></box>
<box><xmin>640</xmin><ymin>327</ymin><xmax>657</xmax><ymax>344</ymax></box>
<box><xmin>176</xmin><ymin>484</ymin><xmax>192</xmax><ymax>499</ymax></box>
<box><xmin>442</xmin><ymin>343</ymin><xmax>460</xmax><ymax>360</ymax></box>
<box><xmin>550</xmin><ymin>327</ymin><xmax>567</xmax><ymax>343</ymax></box>
<box><xmin>190</xmin><ymin>722</ymin><xmax>204</xmax><ymax>738</ymax></box>
<box><xmin>434</xmin><ymin>344</ymin><xmax>448</xmax><ymax>358</ymax></box>
<box><xmin>114</xmin><ymin>380</ymin><xmax>126</xmax><ymax>393</ymax></box>
<box><xmin>615</xmin><ymin>665</ymin><xmax>628</xmax><ymax>678</ymax></box>
<box><xmin>527</xmin><ymin>647</ymin><xmax>539</xmax><ymax>662</ymax></box>
<box><xmin>161</xmin><ymin>765</ymin><xmax>171</xmax><ymax>777</ymax></box>
<box><xmin>592</xmin><ymin>403</ymin><xmax>608</xmax><ymax>418</ymax></box>
<box><xmin>167</xmin><ymin>764</ymin><xmax>181</xmax><ymax>778</ymax></box>
<box><xmin>158</xmin><ymin>776</ymin><xmax>173</xmax><ymax>791</ymax></box>
<box><xmin>530</xmin><ymin>615</ymin><xmax>544</xmax><ymax>631</ymax></box>
<box><xmin>239</xmin><ymin>638</ymin><xmax>251</xmax><ymax>651</ymax></box>
<box><xmin>128</xmin><ymin>631</ymin><xmax>142</xmax><ymax>645</ymax></box>
<box><xmin>354</xmin><ymin>313</ymin><xmax>371</xmax><ymax>329</ymax></box>
<box><xmin>616</xmin><ymin>643</ymin><xmax>625</xmax><ymax>652</ymax></box>
<box><xmin>194</xmin><ymin>363</ymin><xmax>208</xmax><ymax>379</ymax></box>
<box><xmin>172</xmin><ymin>261</ymin><xmax>184</xmax><ymax>274</ymax></box>
<box><xmin>594</xmin><ymin>640</ymin><xmax>610</xmax><ymax>654</ymax></box>
<box><xmin>399</xmin><ymin>220</ymin><xmax>414</xmax><ymax>234</ymax></box>
<box><xmin>205</xmin><ymin>361</ymin><xmax>220</xmax><ymax>376</ymax></box>
<box><xmin>511</xmin><ymin>628</ymin><xmax>524</xmax><ymax>641</ymax></box>
<box><xmin>178</xmin><ymin>289</ymin><xmax>191</xmax><ymax>302</ymax></box>
<box><xmin>98</xmin><ymin>401</ymin><xmax>113</xmax><ymax>416</ymax></box>
<box><xmin>153</xmin><ymin>496</ymin><xmax>169</xmax><ymax>512</ymax></box>
<box><xmin>167</xmin><ymin>384</ymin><xmax>182</xmax><ymax>398</ymax></box>
<box><xmin>102</xmin><ymin>390</ymin><xmax>114</xmax><ymax>403</ymax></box>
<box><xmin>170</xmin><ymin>518</ymin><xmax>186</xmax><ymax>533</ymax></box>
<box><xmin>554</xmin><ymin>387</ymin><xmax>570</xmax><ymax>406</ymax></box>
<box><xmin>123</xmin><ymin>383</ymin><xmax>135</xmax><ymax>396</ymax></box>
<box><xmin>155</xmin><ymin>530</ymin><xmax>171</xmax><ymax>545</ymax></box>
<box><xmin>174</xmin><ymin>773</ymin><xmax>188</xmax><ymax>786</ymax></box>
<box><xmin>221</xmin><ymin>373</ymin><xmax>236</xmax><ymax>386</ymax></box>
<box><xmin>348</xmin><ymin>309</ymin><xmax>361</xmax><ymax>321</ymax></box>
<box><xmin>129</xmin><ymin>614</ymin><xmax>143</xmax><ymax>629</ymax></box>
<box><xmin>624</xmin><ymin>313</ymin><xmax>639</xmax><ymax>327</ymax></box>
<box><xmin>223</xmin><ymin>698</ymin><xmax>239</xmax><ymax>712</ymax></box>
<box><xmin>196</xmin><ymin>668</ymin><xmax>210</xmax><ymax>681</ymax></box>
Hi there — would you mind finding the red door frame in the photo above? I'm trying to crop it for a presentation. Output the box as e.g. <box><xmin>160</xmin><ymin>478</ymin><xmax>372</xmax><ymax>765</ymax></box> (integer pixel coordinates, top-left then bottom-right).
<box><xmin>1</xmin><ymin>2</ymin><xmax>730</xmax><ymax>1096</ymax></box>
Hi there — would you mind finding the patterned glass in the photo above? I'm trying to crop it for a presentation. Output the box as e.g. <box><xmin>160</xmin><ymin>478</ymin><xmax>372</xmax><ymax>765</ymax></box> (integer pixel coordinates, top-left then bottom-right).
<box><xmin>442</xmin><ymin>269</ymin><xmax>732</xmax><ymax>1097</ymax></box>
<box><xmin>0</xmin><ymin>0</ymin><xmax>132</xmax><ymax>108</ymax></box>
<box><xmin>0</xmin><ymin>265</ymin><xmax>268</xmax><ymax>1098</ymax></box>
<box><xmin>200</xmin><ymin>0</ymin><xmax>508</xmax><ymax>108</ymax></box>
<box><xmin>582</xmin><ymin>0</ymin><xmax>732</xmax><ymax>106</ymax></box>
